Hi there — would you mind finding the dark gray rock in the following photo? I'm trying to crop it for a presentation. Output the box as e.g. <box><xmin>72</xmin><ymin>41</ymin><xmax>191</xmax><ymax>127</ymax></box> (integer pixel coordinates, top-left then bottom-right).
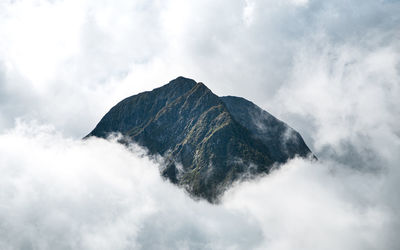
<box><xmin>86</xmin><ymin>76</ymin><xmax>314</xmax><ymax>202</ymax></box>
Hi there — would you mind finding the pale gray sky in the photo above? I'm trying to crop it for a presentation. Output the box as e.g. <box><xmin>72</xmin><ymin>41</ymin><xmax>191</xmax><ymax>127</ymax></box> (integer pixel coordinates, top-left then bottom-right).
<box><xmin>0</xmin><ymin>0</ymin><xmax>399</xmax><ymax>249</ymax></box>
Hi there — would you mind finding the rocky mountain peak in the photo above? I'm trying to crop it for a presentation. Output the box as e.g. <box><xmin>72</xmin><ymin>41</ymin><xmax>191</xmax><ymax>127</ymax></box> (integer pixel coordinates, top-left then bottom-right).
<box><xmin>86</xmin><ymin>77</ymin><xmax>313</xmax><ymax>202</ymax></box>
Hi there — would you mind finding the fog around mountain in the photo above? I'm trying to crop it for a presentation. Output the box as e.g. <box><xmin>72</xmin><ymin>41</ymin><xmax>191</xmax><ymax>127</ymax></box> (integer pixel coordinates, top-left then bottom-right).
<box><xmin>1</xmin><ymin>121</ymin><xmax>398</xmax><ymax>249</ymax></box>
<box><xmin>0</xmin><ymin>0</ymin><xmax>399</xmax><ymax>249</ymax></box>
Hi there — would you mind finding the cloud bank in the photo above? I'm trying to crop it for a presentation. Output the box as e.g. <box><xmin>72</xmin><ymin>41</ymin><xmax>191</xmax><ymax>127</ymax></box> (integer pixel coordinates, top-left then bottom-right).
<box><xmin>0</xmin><ymin>0</ymin><xmax>399</xmax><ymax>249</ymax></box>
<box><xmin>0</xmin><ymin>122</ymin><xmax>398</xmax><ymax>250</ymax></box>
<box><xmin>0</xmin><ymin>122</ymin><xmax>262</xmax><ymax>249</ymax></box>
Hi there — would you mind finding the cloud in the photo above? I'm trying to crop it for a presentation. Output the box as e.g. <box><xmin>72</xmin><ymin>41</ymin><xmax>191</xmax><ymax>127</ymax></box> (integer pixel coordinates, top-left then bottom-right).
<box><xmin>0</xmin><ymin>122</ymin><xmax>264</xmax><ymax>249</ymax></box>
<box><xmin>0</xmin><ymin>118</ymin><xmax>398</xmax><ymax>249</ymax></box>
<box><xmin>0</xmin><ymin>0</ymin><xmax>399</xmax><ymax>139</ymax></box>
<box><xmin>272</xmin><ymin>39</ymin><xmax>400</xmax><ymax>168</ymax></box>
<box><xmin>0</xmin><ymin>0</ymin><xmax>399</xmax><ymax>249</ymax></box>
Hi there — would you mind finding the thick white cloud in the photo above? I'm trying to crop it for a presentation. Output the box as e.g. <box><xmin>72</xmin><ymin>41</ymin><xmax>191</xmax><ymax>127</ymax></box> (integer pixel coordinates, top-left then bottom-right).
<box><xmin>0</xmin><ymin>122</ymin><xmax>398</xmax><ymax>250</ymax></box>
<box><xmin>0</xmin><ymin>122</ymin><xmax>263</xmax><ymax>249</ymax></box>
<box><xmin>0</xmin><ymin>0</ymin><xmax>399</xmax><ymax>249</ymax></box>
<box><xmin>1</xmin><ymin>0</ymin><xmax>399</xmax><ymax>138</ymax></box>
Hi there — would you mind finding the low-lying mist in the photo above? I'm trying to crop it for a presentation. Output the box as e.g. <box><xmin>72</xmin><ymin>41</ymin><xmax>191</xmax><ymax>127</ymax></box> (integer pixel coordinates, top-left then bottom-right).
<box><xmin>0</xmin><ymin>121</ymin><xmax>398</xmax><ymax>250</ymax></box>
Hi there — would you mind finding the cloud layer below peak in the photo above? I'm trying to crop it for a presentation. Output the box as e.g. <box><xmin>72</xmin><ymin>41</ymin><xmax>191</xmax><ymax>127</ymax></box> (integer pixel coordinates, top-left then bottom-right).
<box><xmin>0</xmin><ymin>0</ymin><xmax>399</xmax><ymax>249</ymax></box>
<box><xmin>0</xmin><ymin>121</ymin><xmax>398</xmax><ymax>250</ymax></box>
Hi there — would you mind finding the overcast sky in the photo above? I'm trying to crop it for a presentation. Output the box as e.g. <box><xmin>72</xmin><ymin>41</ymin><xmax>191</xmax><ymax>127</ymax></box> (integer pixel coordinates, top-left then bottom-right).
<box><xmin>0</xmin><ymin>0</ymin><xmax>399</xmax><ymax>249</ymax></box>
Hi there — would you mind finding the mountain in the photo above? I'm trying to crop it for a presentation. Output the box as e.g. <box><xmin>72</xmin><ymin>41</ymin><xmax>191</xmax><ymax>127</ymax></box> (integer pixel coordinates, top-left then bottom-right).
<box><xmin>86</xmin><ymin>76</ymin><xmax>313</xmax><ymax>202</ymax></box>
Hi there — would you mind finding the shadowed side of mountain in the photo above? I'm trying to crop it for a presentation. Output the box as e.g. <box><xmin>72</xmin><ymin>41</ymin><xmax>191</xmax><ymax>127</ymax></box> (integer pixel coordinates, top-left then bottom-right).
<box><xmin>221</xmin><ymin>96</ymin><xmax>312</xmax><ymax>162</ymax></box>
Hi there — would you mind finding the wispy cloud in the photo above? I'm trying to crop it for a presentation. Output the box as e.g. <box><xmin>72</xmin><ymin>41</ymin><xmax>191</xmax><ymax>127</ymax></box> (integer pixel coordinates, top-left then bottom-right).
<box><xmin>0</xmin><ymin>0</ymin><xmax>399</xmax><ymax>249</ymax></box>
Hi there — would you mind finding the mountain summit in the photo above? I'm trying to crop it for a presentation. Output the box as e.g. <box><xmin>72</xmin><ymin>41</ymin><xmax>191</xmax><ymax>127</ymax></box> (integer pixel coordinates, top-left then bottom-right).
<box><xmin>86</xmin><ymin>77</ymin><xmax>313</xmax><ymax>202</ymax></box>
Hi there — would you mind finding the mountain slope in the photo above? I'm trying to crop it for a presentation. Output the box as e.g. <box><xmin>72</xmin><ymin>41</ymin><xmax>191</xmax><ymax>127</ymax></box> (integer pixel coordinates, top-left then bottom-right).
<box><xmin>86</xmin><ymin>77</ymin><xmax>313</xmax><ymax>202</ymax></box>
<box><xmin>221</xmin><ymin>96</ymin><xmax>311</xmax><ymax>162</ymax></box>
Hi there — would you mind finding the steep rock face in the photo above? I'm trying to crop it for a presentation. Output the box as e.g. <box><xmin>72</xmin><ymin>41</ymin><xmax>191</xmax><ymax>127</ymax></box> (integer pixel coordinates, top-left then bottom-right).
<box><xmin>220</xmin><ymin>96</ymin><xmax>311</xmax><ymax>162</ymax></box>
<box><xmin>86</xmin><ymin>77</ymin><xmax>313</xmax><ymax>202</ymax></box>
